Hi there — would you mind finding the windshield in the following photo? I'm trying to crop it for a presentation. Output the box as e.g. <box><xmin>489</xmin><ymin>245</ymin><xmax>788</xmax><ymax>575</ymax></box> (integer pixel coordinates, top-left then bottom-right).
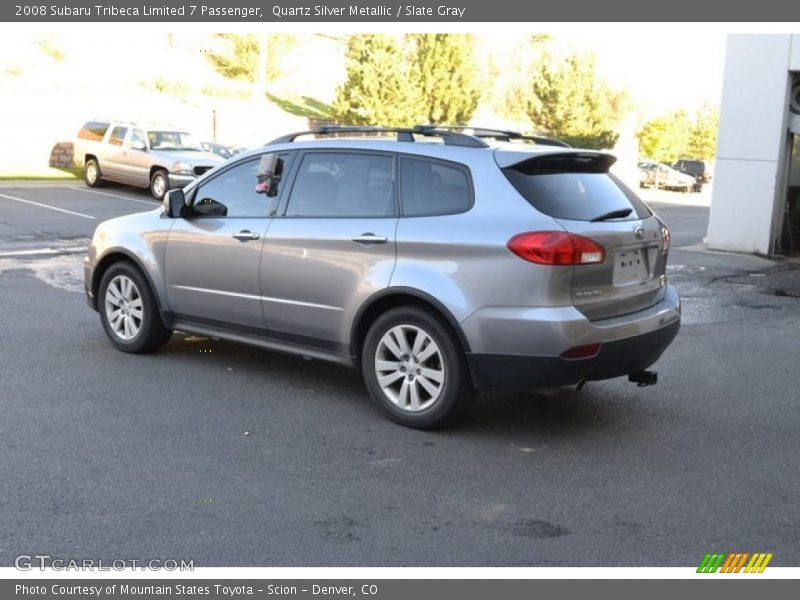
<box><xmin>148</xmin><ymin>131</ymin><xmax>203</xmax><ymax>151</ymax></box>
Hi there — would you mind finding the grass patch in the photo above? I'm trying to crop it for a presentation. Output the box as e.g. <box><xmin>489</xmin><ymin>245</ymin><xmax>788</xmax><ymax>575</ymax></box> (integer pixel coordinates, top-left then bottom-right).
<box><xmin>266</xmin><ymin>93</ymin><xmax>334</xmax><ymax>120</ymax></box>
<box><xmin>0</xmin><ymin>167</ymin><xmax>83</xmax><ymax>181</ymax></box>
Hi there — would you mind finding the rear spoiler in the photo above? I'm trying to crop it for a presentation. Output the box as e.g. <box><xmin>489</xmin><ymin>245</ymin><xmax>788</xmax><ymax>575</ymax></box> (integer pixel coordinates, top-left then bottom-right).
<box><xmin>496</xmin><ymin>151</ymin><xmax>617</xmax><ymax>174</ymax></box>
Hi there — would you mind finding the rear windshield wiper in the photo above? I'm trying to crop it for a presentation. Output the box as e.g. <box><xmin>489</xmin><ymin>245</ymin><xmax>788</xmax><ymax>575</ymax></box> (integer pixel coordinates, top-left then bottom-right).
<box><xmin>590</xmin><ymin>208</ymin><xmax>633</xmax><ymax>222</ymax></box>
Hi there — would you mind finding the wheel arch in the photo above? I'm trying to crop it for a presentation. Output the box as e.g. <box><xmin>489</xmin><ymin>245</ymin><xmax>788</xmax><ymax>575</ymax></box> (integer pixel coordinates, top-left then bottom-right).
<box><xmin>91</xmin><ymin>250</ymin><xmax>166</xmax><ymax>315</ymax></box>
<box><xmin>351</xmin><ymin>288</ymin><xmax>471</xmax><ymax>360</ymax></box>
<box><xmin>150</xmin><ymin>165</ymin><xmax>169</xmax><ymax>179</ymax></box>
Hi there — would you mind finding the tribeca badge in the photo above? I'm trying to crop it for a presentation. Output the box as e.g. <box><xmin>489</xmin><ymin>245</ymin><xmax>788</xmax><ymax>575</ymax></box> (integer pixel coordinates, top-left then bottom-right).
<box><xmin>697</xmin><ymin>552</ymin><xmax>773</xmax><ymax>573</ymax></box>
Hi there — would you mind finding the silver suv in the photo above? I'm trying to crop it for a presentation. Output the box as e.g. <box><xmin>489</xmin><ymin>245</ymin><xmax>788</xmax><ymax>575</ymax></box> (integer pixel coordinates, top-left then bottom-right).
<box><xmin>84</xmin><ymin>126</ymin><xmax>681</xmax><ymax>428</ymax></box>
<box><xmin>74</xmin><ymin>120</ymin><xmax>225</xmax><ymax>200</ymax></box>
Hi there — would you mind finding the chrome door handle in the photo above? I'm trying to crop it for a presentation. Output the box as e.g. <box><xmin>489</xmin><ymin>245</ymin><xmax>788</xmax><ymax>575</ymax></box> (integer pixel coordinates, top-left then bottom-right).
<box><xmin>233</xmin><ymin>230</ymin><xmax>260</xmax><ymax>241</ymax></box>
<box><xmin>351</xmin><ymin>233</ymin><xmax>388</xmax><ymax>244</ymax></box>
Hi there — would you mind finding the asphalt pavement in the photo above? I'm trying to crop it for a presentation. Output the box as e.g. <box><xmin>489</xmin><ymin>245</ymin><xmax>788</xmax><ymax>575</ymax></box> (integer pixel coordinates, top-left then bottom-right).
<box><xmin>1</xmin><ymin>184</ymin><xmax>798</xmax><ymax>567</ymax></box>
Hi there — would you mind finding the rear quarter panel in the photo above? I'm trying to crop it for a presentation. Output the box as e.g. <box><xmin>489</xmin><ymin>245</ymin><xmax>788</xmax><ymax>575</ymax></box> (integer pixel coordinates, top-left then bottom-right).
<box><xmin>389</xmin><ymin>152</ymin><xmax>572</xmax><ymax>324</ymax></box>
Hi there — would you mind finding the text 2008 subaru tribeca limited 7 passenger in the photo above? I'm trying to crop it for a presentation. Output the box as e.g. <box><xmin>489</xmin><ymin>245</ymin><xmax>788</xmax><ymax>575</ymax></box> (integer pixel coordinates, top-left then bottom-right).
<box><xmin>84</xmin><ymin>126</ymin><xmax>680</xmax><ymax>429</ymax></box>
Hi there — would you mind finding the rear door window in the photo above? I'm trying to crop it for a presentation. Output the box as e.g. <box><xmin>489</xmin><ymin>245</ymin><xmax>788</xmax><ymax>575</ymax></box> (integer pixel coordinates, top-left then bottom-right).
<box><xmin>502</xmin><ymin>153</ymin><xmax>651</xmax><ymax>221</ymax></box>
<box><xmin>284</xmin><ymin>152</ymin><xmax>395</xmax><ymax>218</ymax></box>
<box><xmin>108</xmin><ymin>126</ymin><xmax>128</xmax><ymax>147</ymax></box>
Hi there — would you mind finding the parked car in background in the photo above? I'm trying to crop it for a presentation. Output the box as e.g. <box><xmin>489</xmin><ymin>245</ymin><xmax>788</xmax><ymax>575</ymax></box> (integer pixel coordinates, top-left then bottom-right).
<box><xmin>674</xmin><ymin>158</ymin><xmax>712</xmax><ymax>190</ymax></box>
<box><xmin>74</xmin><ymin>120</ymin><xmax>225</xmax><ymax>200</ymax></box>
<box><xmin>229</xmin><ymin>145</ymin><xmax>251</xmax><ymax>156</ymax></box>
<box><xmin>639</xmin><ymin>160</ymin><xmax>697</xmax><ymax>192</ymax></box>
<box><xmin>85</xmin><ymin>125</ymin><xmax>680</xmax><ymax>429</ymax></box>
<box><xmin>200</xmin><ymin>141</ymin><xmax>234</xmax><ymax>160</ymax></box>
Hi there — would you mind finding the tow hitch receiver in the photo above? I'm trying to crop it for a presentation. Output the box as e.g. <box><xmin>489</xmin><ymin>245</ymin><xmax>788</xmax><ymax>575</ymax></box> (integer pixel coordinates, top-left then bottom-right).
<box><xmin>629</xmin><ymin>370</ymin><xmax>658</xmax><ymax>387</ymax></box>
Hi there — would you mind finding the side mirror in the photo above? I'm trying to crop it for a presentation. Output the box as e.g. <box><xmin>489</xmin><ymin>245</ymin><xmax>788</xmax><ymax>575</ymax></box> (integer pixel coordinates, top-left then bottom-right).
<box><xmin>131</xmin><ymin>140</ymin><xmax>146</xmax><ymax>151</ymax></box>
<box><xmin>163</xmin><ymin>189</ymin><xmax>185</xmax><ymax>218</ymax></box>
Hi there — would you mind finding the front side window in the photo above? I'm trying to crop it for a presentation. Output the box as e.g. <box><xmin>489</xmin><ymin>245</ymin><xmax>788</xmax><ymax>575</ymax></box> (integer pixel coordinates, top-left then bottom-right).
<box><xmin>191</xmin><ymin>158</ymin><xmax>276</xmax><ymax>218</ymax></box>
<box><xmin>148</xmin><ymin>131</ymin><xmax>202</xmax><ymax>151</ymax></box>
<box><xmin>399</xmin><ymin>157</ymin><xmax>472</xmax><ymax>217</ymax></box>
<box><xmin>285</xmin><ymin>153</ymin><xmax>395</xmax><ymax>218</ymax></box>
<box><xmin>108</xmin><ymin>126</ymin><xmax>128</xmax><ymax>147</ymax></box>
<box><xmin>129</xmin><ymin>129</ymin><xmax>146</xmax><ymax>149</ymax></box>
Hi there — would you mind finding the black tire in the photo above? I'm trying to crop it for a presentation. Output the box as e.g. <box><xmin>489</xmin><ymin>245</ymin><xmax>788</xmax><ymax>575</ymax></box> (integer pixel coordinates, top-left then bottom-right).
<box><xmin>361</xmin><ymin>306</ymin><xmax>474</xmax><ymax>429</ymax></box>
<box><xmin>150</xmin><ymin>169</ymin><xmax>169</xmax><ymax>201</ymax></box>
<box><xmin>85</xmin><ymin>159</ymin><xmax>103</xmax><ymax>187</ymax></box>
<box><xmin>98</xmin><ymin>262</ymin><xmax>171</xmax><ymax>353</ymax></box>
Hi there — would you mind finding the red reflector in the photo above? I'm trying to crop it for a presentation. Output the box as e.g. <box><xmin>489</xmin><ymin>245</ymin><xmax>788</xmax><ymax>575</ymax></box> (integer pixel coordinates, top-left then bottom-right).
<box><xmin>507</xmin><ymin>231</ymin><xmax>605</xmax><ymax>266</ymax></box>
<box><xmin>560</xmin><ymin>343</ymin><xmax>602</xmax><ymax>360</ymax></box>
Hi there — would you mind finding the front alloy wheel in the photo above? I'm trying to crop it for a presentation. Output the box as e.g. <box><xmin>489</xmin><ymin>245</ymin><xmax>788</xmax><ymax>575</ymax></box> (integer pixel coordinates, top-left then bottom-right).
<box><xmin>98</xmin><ymin>262</ymin><xmax>171</xmax><ymax>353</ymax></box>
<box><xmin>104</xmin><ymin>274</ymin><xmax>143</xmax><ymax>341</ymax></box>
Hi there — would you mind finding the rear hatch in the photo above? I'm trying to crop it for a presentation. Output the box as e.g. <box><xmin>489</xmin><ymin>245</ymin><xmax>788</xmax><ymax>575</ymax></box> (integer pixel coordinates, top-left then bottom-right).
<box><xmin>500</xmin><ymin>151</ymin><xmax>669</xmax><ymax>321</ymax></box>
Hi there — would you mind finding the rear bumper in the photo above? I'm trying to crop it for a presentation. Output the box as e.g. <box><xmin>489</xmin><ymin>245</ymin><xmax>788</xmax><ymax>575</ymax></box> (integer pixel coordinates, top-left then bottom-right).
<box><xmin>467</xmin><ymin>320</ymin><xmax>679</xmax><ymax>391</ymax></box>
<box><xmin>463</xmin><ymin>285</ymin><xmax>681</xmax><ymax>392</ymax></box>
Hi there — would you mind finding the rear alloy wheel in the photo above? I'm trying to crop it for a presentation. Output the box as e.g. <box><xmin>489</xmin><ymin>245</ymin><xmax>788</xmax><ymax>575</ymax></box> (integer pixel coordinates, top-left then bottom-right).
<box><xmin>98</xmin><ymin>262</ymin><xmax>171</xmax><ymax>353</ymax></box>
<box><xmin>85</xmin><ymin>159</ymin><xmax>103</xmax><ymax>187</ymax></box>
<box><xmin>150</xmin><ymin>169</ymin><xmax>169</xmax><ymax>201</ymax></box>
<box><xmin>362</xmin><ymin>307</ymin><xmax>473</xmax><ymax>429</ymax></box>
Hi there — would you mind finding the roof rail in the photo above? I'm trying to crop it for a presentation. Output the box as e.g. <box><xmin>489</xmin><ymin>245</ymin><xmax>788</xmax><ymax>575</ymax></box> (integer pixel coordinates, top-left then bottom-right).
<box><xmin>424</xmin><ymin>125</ymin><xmax>571</xmax><ymax>148</ymax></box>
<box><xmin>267</xmin><ymin>125</ymin><xmax>489</xmax><ymax>148</ymax></box>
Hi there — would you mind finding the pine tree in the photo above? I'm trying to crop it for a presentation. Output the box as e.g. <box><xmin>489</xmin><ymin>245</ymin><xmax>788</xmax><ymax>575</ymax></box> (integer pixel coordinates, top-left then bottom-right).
<box><xmin>408</xmin><ymin>34</ymin><xmax>481</xmax><ymax>125</ymax></box>
<box><xmin>332</xmin><ymin>35</ymin><xmax>423</xmax><ymax>127</ymax></box>
<box><xmin>527</xmin><ymin>53</ymin><xmax>624</xmax><ymax>149</ymax></box>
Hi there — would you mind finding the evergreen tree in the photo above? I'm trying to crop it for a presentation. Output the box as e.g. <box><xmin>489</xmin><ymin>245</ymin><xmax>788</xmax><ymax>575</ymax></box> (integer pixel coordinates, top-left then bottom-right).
<box><xmin>527</xmin><ymin>53</ymin><xmax>625</xmax><ymax>149</ymax></box>
<box><xmin>408</xmin><ymin>34</ymin><xmax>481</xmax><ymax>125</ymax></box>
<box><xmin>332</xmin><ymin>35</ymin><xmax>423</xmax><ymax>126</ymax></box>
<box><xmin>205</xmin><ymin>33</ymin><xmax>296</xmax><ymax>84</ymax></box>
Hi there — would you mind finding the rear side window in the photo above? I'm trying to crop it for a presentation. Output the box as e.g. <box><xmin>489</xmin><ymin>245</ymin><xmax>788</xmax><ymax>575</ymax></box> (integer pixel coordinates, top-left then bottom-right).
<box><xmin>108</xmin><ymin>126</ymin><xmax>128</xmax><ymax>147</ymax></box>
<box><xmin>399</xmin><ymin>157</ymin><xmax>472</xmax><ymax>216</ymax></box>
<box><xmin>285</xmin><ymin>152</ymin><xmax>395</xmax><ymax>218</ymax></box>
<box><xmin>502</xmin><ymin>153</ymin><xmax>651</xmax><ymax>222</ymax></box>
<box><xmin>77</xmin><ymin>121</ymin><xmax>109</xmax><ymax>141</ymax></box>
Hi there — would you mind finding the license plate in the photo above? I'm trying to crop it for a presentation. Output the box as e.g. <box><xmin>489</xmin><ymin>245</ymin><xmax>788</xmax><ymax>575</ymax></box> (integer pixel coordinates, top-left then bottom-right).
<box><xmin>613</xmin><ymin>249</ymin><xmax>649</xmax><ymax>285</ymax></box>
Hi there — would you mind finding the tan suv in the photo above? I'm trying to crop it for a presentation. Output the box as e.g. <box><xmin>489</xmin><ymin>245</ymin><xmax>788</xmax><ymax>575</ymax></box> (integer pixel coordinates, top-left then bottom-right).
<box><xmin>73</xmin><ymin>120</ymin><xmax>224</xmax><ymax>199</ymax></box>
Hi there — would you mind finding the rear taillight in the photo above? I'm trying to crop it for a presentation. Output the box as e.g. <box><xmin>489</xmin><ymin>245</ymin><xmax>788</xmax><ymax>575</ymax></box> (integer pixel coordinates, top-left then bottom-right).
<box><xmin>661</xmin><ymin>226</ymin><xmax>671</xmax><ymax>253</ymax></box>
<box><xmin>507</xmin><ymin>231</ymin><xmax>605</xmax><ymax>266</ymax></box>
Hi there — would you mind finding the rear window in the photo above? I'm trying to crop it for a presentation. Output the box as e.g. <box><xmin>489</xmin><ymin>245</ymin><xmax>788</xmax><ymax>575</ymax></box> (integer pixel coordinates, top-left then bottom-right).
<box><xmin>502</xmin><ymin>153</ymin><xmax>651</xmax><ymax>222</ymax></box>
<box><xmin>77</xmin><ymin>121</ymin><xmax>109</xmax><ymax>141</ymax></box>
<box><xmin>680</xmin><ymin>160</ymin><xmax>705</xmax><ymax>171</ymax></box>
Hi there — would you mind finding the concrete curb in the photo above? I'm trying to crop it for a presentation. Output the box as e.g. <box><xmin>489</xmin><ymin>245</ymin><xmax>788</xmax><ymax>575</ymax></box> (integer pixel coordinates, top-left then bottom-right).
<box><xmin>0</xmin><ymin>180</ymin><xmax>82</xmax><ymax>188</ymax></box>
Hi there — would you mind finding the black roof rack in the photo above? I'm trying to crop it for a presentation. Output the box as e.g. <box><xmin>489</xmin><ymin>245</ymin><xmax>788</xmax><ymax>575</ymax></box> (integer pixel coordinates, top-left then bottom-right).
<box><xmin>268</xmin><ymin>125</ymin><xmax>489</xmax><ymax>148</ymax></box>
<box><xmin>423</xmin><ymin>125</ymin><xmax>571</xmax><ymax>148</ymax></box>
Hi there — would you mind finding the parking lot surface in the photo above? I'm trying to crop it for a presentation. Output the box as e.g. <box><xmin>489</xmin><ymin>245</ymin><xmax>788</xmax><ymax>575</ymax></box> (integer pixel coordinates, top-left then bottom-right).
<box><xmin>1</xmin><ymin>184</ymin><xmax>798</xmax><ymax>566</ymax></box>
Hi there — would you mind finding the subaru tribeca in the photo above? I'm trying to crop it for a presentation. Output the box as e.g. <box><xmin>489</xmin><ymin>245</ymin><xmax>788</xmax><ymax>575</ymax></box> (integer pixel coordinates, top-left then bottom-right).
<box><xmin>84</xmin><ymin>126</ymin><xmax>680</xmax><ymax>428</ymax></box>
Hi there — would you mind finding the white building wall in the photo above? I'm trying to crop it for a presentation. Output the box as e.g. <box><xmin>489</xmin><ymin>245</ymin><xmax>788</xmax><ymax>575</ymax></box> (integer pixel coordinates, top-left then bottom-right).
<box><xmin>707</xmin><ymin>35</ymin><xmax>796</xmax><ymax>255</ymax></box>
